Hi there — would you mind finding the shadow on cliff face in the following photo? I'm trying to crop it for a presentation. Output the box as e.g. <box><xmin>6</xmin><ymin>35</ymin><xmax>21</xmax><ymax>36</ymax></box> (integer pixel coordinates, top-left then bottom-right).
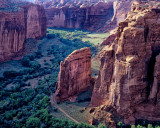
<box><xmin>77</xmin><ymin>83</ymin><xmax>94</xmax><ymax>103</ymax></box>
<box><xmin>147</xmin><ymin>50</ymin><xmax>160</xmax><ymax>99</ymax></box>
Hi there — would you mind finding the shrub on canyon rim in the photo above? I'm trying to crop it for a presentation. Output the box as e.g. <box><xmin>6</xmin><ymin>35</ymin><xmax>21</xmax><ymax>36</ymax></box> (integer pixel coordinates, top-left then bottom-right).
<box><xmin>98</xmin><ymin>123</ymin><xmax>107</xmax><ymax>128</ymax></box>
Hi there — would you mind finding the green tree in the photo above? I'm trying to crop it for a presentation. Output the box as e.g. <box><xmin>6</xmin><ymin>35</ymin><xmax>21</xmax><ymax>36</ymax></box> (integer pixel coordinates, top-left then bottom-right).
<box><xmin>4</xmin><ymin>112</ymin><xmax>13</xmax><ymax>120</ymax></box>
<box><xmin>98</xmin><ymin>123</ymin><xmax>107</xmax><ymax>128</ymax></box>
<box><xmin>26</xmin><ymin>117</ymin><xmax>40</xmax><ymax>128</ymax></box>
<box><xmin>131</xmin><ymin>125</ymin><xmax>136</xmax><ymax>128</ymax></box>
<box><xmin>155</xmin><ymin>125</ymin><xmax>160</xmax><ymax>128</ymax></box>
<box><xmin>30</xmin><ymin>61</ymin><xmax>41</xmax><ymax>70</ymax></box>
<box><xmin>21</xmin><ymin>57</ymin><xmax>31</xmax><ymax>67</ymax></box>
<box><xmin>117</xmin><ymin>122</ymin><xmax>124</xmax><ymax>128</ymax></box>
<box><xmin>148</xmin><ymin>124</ymin><xmax>153</xmax><ymax>128</ymax></box>
<box><xmin>137</xmin><ymin>125</ymin><xmax>144</xmax><ymax>128</ymax></box>
<box><xmin>39</xmin><ymin>96</ymin><xmax>50</xmax><ymax>108</ymax></box>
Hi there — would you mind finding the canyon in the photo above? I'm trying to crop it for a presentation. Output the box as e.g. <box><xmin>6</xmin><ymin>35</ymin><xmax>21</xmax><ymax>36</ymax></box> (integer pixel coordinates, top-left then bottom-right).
<box><xmin>0</xmin><ymin>0</ymin><xmax>46</xmax><ymax>62</ymax></box>
<box><xmin>1</xmin><ymin>0</ymin><xmax>160</xmax><ymax>126</ymax></box>
<box><xmin>0</xmin><ymin>0</ymin><xmax>132</xmax><ymax>62</ymax></box>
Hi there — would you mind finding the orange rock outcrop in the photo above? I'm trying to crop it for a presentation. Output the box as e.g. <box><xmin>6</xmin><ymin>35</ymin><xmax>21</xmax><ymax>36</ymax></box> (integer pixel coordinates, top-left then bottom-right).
<box><xmin>55</xmin><ymin>47</ymin><xmax>92</xmax><ymax>101</ymax></box>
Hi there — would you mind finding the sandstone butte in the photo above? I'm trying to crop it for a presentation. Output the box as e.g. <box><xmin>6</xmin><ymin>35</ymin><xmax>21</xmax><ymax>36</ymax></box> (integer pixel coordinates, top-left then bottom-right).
<box><xmin>55</xmin><ymin>47</ymin><xmax>92</xmax><ymax>101</ymax></box>
<box><xmin>90</xmin><ymin>1</ymin><xmax>160</xmax><ymax>124</ymax></box>
<box><xmin>0</xmin><ymin>1</ymin><xmax>46</xmax><ymax>62</ymax></box>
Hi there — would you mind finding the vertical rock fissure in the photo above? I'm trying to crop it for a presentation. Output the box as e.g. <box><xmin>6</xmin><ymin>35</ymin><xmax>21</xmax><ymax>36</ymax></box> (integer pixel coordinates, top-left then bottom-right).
<box><xmin>24</xmin><ymin>7</ymin><xmax>28</xmax><ymax>39</ymax></box>
<box><xmin>144</xmin><ymin>25</ymin><xmax>149</xmax><ymax>42</ymax></box>
<box><xmin>154</xmin><ymin>83</ymin><xmax>160</xmax><ymax>104</ymax></box>
<box><xmin>147</xmin><ymin>51</ymin><xmax>159</xmax><ymax>99</ymax></box>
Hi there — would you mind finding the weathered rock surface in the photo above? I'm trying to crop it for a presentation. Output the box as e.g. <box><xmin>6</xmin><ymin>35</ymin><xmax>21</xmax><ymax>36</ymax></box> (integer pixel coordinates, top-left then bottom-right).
<box><xmin>55</xmin><ymin>47</ymin><xmax>92</xmax><ymax>101</ymax></box>
<box><xmin>90</xmin><ymin>2</ymin><xmax>160</xmax><ymax>124</ymax></box>
<box><xmin>35</xmin><ymin>0</ymin><xmax>133</xmax><ymax>31</ymax></box>
<box><xmin>112</xmin><ymin>0</ymin><xmax>132</xmax><ymax>25</ymax></box>
<box><xmin>44</xmin><ymin>2</ymin><xmax>114</xmax><ymax>31</ymax></box>
<box><xmin>101</xmin><ymin>0</ymin><xmax>133</xmax><ymax>32</ymax></box>
<box><xmin>101</xmin><ymin>29</ymin><xmax>116</xmax><ymax>45</ymax></box>
<box><xmin>35</xmin><ymin>0</ymin><xmax>109</xmax><ymax>7</ymax></box>
<box><xmin>89</xmin><ymin>105</ymin><xmax>122</xmax><ymax>127</ymax></box>
<box><xmin>0</xmin><ymin>1</ymin><xmax>46</xmax><ymax>62</ymax></box>
<box><xmin>26</xmin><ymin>4</ymin><xmax>46</xmax><ymax>39</ymax></box>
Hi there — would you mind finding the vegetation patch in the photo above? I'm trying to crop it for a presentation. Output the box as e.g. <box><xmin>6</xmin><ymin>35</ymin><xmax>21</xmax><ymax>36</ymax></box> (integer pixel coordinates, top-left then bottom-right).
<box><xmin>0</xmin><ymin>28</ymin><xmax>108</xmax><ymax>127</ymax></box>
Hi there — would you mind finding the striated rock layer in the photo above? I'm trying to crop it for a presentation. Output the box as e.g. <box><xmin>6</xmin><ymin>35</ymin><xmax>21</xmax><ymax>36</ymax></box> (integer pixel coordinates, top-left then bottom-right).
<box><xmin>35</xmin><ymin>0</ymin><xmax>133</xmax><ymax>31</ymax></box>
<box><xmin>35</xmin><ymin>0</ymin><xmax>109</xmax><ymax>8</ymax></box>
<box><xmin>0</xmin><ymin>1</ymin><xmax>46</xmax><ymax>62</ymax></box>
<box><xmin>90</xmin><ymin>2</ymin><xmax>160</xmax><ymax>124</ymax></box>
<box><xmin>55</xmin><ymin>47</ymin><xmax>92</xmax><ymax>101</ymax></box>
<box><xmin>45</xmin><ymin>2</ymin><xmax>114</xmax><ymax>31</ymax></box>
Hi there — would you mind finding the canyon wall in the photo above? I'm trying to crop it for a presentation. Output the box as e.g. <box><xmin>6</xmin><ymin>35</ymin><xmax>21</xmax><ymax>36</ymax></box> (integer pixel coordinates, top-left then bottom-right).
<box><xmin>90</xmin><ymin>2</ymin><xmax>160</xmax><ymax>123</ymax></box>
<box><xmin>34</xmin><ymin>0</ymin><xmax>109</xmax><ymax>6</ymax></box>
<box><xmin>25</xmin><ymin>4</ymin><xmax>46</xmax><ymax>39</ymax></box>
<box><xmin>55</xmin><ymin>47</ymin><xmax>92</xmax><ymax>101</ymax></box>
<box><xmin>35</xmin><ymin>0</ymin><xmax>133</xmax><ymax>31</ymax></box>
<box><xmin>45</xmin><ymin>2</ymin><xmax>114</xmax><ymax>31</ymax></box>
<box><xmin>111</xmin><ymin>0</ymin><xmax>132</xmax><ymax>24</ymax></box>
<box><xmin>0</xmin><ymin>1</ymin><xmax>46</xmax><ymax>62</ymax></box>
<box><xmin>101</xmin><ymin>0</ymin><xmax>133</xmax><ymax>32</ymax></box>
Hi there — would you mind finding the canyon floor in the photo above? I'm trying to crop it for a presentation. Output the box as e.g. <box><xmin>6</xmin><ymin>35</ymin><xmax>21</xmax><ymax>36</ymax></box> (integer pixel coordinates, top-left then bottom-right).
<box><xmin>0</xmin><ymin>28</ymin><xmax>109</xmax><ymax>127</ymax></box>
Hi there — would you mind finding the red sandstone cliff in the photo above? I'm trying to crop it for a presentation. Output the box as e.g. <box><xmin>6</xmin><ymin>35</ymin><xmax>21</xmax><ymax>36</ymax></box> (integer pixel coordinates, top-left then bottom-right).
<box><xmin>0</xmin><ymin>1</ymin><xmax>46</xmax><ymax>62</ymax></box>
<box><xmin>90</xmin><ymin>1</ymin><xmax>160</xmax><ymax>124</ymax></box>
<box><xmin>45</xmin><ymin>2</ymin><xmax>114</xmax><ymax>31</ymax></box>
<box><xmin>35</xmin><ymin>0</ymin><xmax>133</xmax><ymax>31</ymax></box>
<box><xmin>55</xmin><ymin>47</ymin><xmax>92</xmax><ymax>101</ymax></box>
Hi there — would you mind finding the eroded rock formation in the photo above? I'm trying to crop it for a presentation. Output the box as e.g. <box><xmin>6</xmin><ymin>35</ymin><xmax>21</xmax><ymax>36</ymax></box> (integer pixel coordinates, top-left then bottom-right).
<box><xmin>0</xmin><ymin>0</ymin><xmax>46</xmax><ymax>62</ymax></box>
<box><xmin>45</xmin><ymin>2</ymin><xmax>114</xmax><ymax>31</ymax></box>
<box><xmin>112</xmin><ymin>0</ymin><xmax>132</xmax><ymax>25</ymax></box>
<box><xmin>90</xmin><ymin>2</ymin><xmax>160</xmax><ymax>124</ymax></box>
<box><xmin>55</xmin><ymin>47</ymin><xmax>92</xmax><ymax>101</ymax></box>
<box><xmin>35</xmin><ymin>0</ymin><xmax>109</xmax><ymax>7</ymax></box>
<box><xmin>35</xmin><ymin>0</ymin><xmax>133</xmax><ymax>31</ymax></box>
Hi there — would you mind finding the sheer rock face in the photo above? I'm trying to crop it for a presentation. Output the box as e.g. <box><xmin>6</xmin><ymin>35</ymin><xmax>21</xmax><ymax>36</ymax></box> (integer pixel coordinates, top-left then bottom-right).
<box><xmin>112</xmin><ymin>0</ymin><xmax>132</xmax><ymax>25</ymax></box>
<box><xmin>0</xmin><ymin>10</ymin><xmax>25</xmax><ymax>62</ymax></box>
<box><xmin>90</xmin><ymin>4</ymin><xmax>160</xmax><ymax>123</ymax></box>
<box><xmin>0</xmin><ymin>3</ymin><xmax>46</xmax><ymax>62</ymax></box>
<box><xmin>101</xmin><ymin>0</ymin><xmax>133</xmax><ymax>32</ymax></box>
<box><xmin>55</xmin><ymin>47</ymin><xmax>91</xmax><ymax>101</ymax></box>
<box><xmin>26</xmin><ymin>5</ymin><xmax>46</xmax><ymax>39</ymax></box>
<box><xmin>45</xmin><ymin>2</ymin><xmax>114</xmax><ymax>31</ymax></box>
<box><xmin>35</xmin><ymin>0</ymin><xmax>134</xmax><ymax>31</ymax></box>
